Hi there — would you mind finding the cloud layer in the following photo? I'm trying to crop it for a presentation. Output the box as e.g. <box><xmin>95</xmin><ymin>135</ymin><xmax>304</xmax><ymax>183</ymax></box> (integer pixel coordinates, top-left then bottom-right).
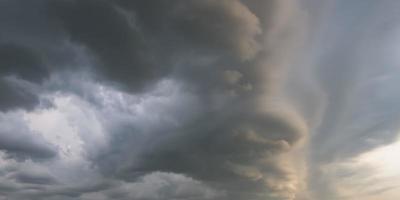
<box><xmin>1</xmin><ymin>0</ymin><xmax>400</xmax><ymax>200</ymax></box>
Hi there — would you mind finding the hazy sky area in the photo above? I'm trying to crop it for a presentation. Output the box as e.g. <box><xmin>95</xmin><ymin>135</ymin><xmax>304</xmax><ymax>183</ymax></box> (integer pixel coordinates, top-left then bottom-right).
<box><xmin>1</xmin><ymin>0</ymin><xmax>400</xmax><ymax>200</ymax></box>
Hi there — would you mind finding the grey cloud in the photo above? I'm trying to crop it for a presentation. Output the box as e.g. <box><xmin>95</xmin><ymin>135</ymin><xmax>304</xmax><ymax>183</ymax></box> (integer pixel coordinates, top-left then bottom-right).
<box><xmin>0</xmin><ymin>1</ymin><xmax>310</xmax><ymax>199</ymax></box>
<box><xmin>307</xmin><ymin>1</ymin><xmax>400</xmax><ymax>199</ymax></box>
<box><xmin>1</xmin><ymin>172</ymin><xmax>221</xmax><ymax>200</ymax></box>
<box><xmin>0</xmin><ymin>44</ymin><xmax>49</xmax><ymax>111</ymax></box>
<box><xmin>47</xmin><ymin>0</ymin><xmax>263</xmax><ymax>93</ymax></box>
<box><xmin>44</xmin><ymin>1</ymin><xmax>308</xmax><ymax>199</ymax></box>
<box><xmin>115</xmin><ymin>0</ymin><xmax>261</xmax><ymax>60</ymax></box>
<box><xmin>310</xmin><ymin>0</ymin><xmax>400</xmax><ymax>162</ymax></box>
<box><xmin>41</xmin><ymin>182</ymin><xmax>111</xmax><ymax>199</ymax></box>
<box><xmin>103</xmin><ymin>172</ymin><xmax>223</xmax><ymax>200</ymax></box>
<box><xmin>0</xmin><ymin>44</ymin><xmax>48</xmax><ymax>83</ymax></box>
<box><xmin>3</xmin><ymin>0</ymin><xmax>388</xmax><ymax>199</ymax></box>
<box><xmin>0</xmin><ymin>78</ymin><xmax>40</xmax><ymax>111</ymax></box>
<box><xmin>0</xmin><ymin>181</ymin><xmax>111</xmax><ymax>200</ymax></box>
<box><xmin>0</xmin><ymin>112</ymin><xmax>57</xmax><ymax>160</ymax></box>
<box><xmin>87</xmin><ymin>85</ymin><xmax>307</xmax><ymax>200</ymax></box>
<box><xmin>49</xmin><ymin>0</ymin><xmax>160</xmax><ymax>92</ymax></box>
<box><xmin>13</xmin><ymin>172</ymin><xmax>57</xmax><ymax>185</ymax></box>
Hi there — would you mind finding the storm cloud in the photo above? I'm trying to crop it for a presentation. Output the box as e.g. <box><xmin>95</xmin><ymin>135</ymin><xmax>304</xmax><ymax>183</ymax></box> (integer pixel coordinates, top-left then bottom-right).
<box><xmin>1</xmin><ymin>0</ymin><xmax>400</xmax><ymax>200</ymax></box>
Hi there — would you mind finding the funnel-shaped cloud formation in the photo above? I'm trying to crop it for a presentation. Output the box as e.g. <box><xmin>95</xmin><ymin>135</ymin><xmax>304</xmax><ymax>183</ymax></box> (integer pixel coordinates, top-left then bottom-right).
<box><xmin>1</xmin><ymin>0</ymin><xmax>400</xmax><ymax>200</ymax></box>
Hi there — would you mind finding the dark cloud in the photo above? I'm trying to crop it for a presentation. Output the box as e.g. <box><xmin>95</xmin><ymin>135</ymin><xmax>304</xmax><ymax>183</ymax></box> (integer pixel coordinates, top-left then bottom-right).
<box><xmin>0</xmin><ymin>44</ymin><xmax>49</xmax><ymax>111</ymax></box>
<box><xmin>0</xmin><ymin>44</ymin><xmax>48</xmax><ymax>83</ymax></box>
<box><xmin>88</xmin><ymin>86</ymin><xmax>307</xmax><ymax>200</ymax></box>
<box><xmin>0</xmin><ymin>79</ymin><xmax>40</xmax><ymax>111</ymax></box>
<box><xmin>48</xmin><ymin>0</ymin><xmax>161</xmax><ymax>92</ymax></box>
<box><xmin>4</xmin><ymin>0</ymin><xmax>399</xmax><ymax>200</ymax></box>
<box><xmin>0</xmin><ymin>0</ymin><xmax>311</xmax><ymax>199</ymax></box>
<box><xmin>39</xmin><ymin>1</ymin><xmax>309</xmax><ymax>199</ymax></box>
<box><xmin>113</xmin><ymin>0</ymin><xmax>262</xmax><ymax>60</ymax></box>
<box><xmin>34</xmin><ymin>0</ymin><xmax>307</xmax><ymax>199</ymax></box>
<box><xmin>46</xmin><ymin>0</ymin><xmax>263</xmax><ymax>93</ymax></box>
<box><xmin>13</xmin><ymin>172</ymin><xmax>57</xmax><ymax>185</ymax></box>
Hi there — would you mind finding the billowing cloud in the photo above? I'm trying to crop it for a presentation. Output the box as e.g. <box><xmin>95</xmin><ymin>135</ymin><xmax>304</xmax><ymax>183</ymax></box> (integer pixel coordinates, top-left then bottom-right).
<box><xmin>1</xmin><ymin>0</ymin><xmax>400</xmax><ymax>200</ymax></box>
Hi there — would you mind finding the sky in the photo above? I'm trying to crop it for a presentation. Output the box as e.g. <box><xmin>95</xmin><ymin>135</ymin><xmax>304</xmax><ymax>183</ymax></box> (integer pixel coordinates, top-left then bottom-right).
<box><xmin>1</xmin><ymin>0</ymin><xmax>400</xmax><ymax>200</ymax></box>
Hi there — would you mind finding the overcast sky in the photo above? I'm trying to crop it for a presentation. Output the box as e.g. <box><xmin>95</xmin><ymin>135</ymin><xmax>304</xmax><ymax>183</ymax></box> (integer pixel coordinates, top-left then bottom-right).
<box><xmin>1</xmin><ymin>0</ymin><xmax>400</xmax><ymax>200</ymax></box>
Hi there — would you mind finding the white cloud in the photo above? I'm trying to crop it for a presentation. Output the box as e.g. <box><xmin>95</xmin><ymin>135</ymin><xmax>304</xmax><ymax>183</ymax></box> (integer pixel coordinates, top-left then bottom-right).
<box><xmin>321</xmin><ymin>137</ymin><xmax>400</xmax><ymax>200</ymax></box>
